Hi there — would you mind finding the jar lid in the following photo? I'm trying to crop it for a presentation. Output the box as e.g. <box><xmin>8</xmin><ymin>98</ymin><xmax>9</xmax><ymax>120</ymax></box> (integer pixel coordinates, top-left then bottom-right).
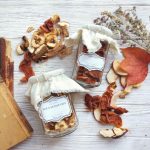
<box><xmin>25</xmin><ymin>69</ymin><xmax>88</xmax><ymax>110</ymax></box>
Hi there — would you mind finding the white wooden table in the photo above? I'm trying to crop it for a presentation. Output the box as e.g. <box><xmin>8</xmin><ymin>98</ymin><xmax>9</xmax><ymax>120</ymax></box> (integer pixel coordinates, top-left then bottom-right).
<box><xmin>0</xmin><ymin>0</ymin><xmax>150</xmax><ymax>150</ymax></box>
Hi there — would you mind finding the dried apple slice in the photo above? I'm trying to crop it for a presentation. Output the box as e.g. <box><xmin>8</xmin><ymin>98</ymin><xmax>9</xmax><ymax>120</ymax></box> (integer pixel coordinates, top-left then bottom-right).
<box><xmin>120</xmin><ymin>76</ymin><xmax>127</xmax><ymax>88</ymax></box>
<box><xmin>113</xmin><ymin>60</ymin><xmax>128</xmax><ymax>76</ymax></box>
<box><xmin>93</xmin><ymin>108</ymin><xmax>101</xmax><ymax>122</ymax></box>
<box><xmin>106</xmin><ymin>68</ymin><xmax>118</xmax><ymax>84</ymax></box>
<box><xmin>100</xmin><ymin>127</ymin><xmax>128</xmax><ymax>138</ymax></box>
<box><xmin>16</xmin><ymin>45</ymin><xmax>24</xmax><ymax>55</ymax></box>
<box><xmin>110</xmin><ymin>91</ymin><xmax>122</xmax><ymax>107</ymax></box>
<box><xmin>58</xmin><ymin>21</ymin><xmax>70</xmax><ymax>27</ymax></box>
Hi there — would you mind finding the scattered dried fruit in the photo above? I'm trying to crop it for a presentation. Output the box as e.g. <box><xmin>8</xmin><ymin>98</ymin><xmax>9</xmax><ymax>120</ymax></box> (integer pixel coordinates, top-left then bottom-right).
<box><xmin>85</xmin><ymin>83</ymin><xmax>127</xmax><ymax>128</ymax></box>
<box><xmin>28</xmin><ymin>46</ymin><xmax>35</xmax><ymax>54</ymax></box>
<box><xmin>110</xmin><ymin>91</ymin><xmax>122</xmax><ymax>107</ymax></box>
<box><xmin>17</xmin><ymin>15</ymin><xmax>72</xmax><ymax>83</ymax></box>
<box><xmin>93</xmin><ymin>108</ymin><xmax>101</xmax><ymax>122</ymax></box>
<box><xmin>46</xmin><ymin>34</ymin><xmax>58</xmax><ymax>48</ymax></box>
<box><xmin>19</xmin><ymin>52</ymin><xmax>35</xmax><ymax>83</ymax></box>
<box><xmin>16</xmin><ymin>36</ymin><xmax>29</xmax><ymax>55</ymax></box>
<box><xmin>113</xmin><ymin>60</ymin><xmax>128</xmax><ymax>76</ymax></box>
<box><xmin>58</xmin><ymin>47</ymin><xmax>72</xmax><ymax>58</ymax></box>
<box><xmin>100</xmin><ymin>127</ymin><xmax>128</xmax><ymax>138</ymax></box>
<box><xmin>106</xmin><ymin>68</ymin><xmax>118</xmax><ymax>84</ymax></box>
<box><xmin>101</xmin><ymin>111</ymin><xmax>122</xmax><ymax>127</ymax></box>
<box><xmin>45</xmin><ymin>43</ymin><xmax>65</xmax><ymax>58</ymax></box>
<box><xmin>120</xmin><ymin>76</ymin><xmax>127</xmax><ymax>88</ymax></box>
<box><xmin>31</xmin><ymin>35</ymin><xmax>45</xmax><ymax>48</ymax></box>
<box><xmin>113</xmin><ymin>107</ymin><xmax>128</xmax><ymax>115</ymax></box>
<box><xmin>51</xmin><ymin>15</ymin><xmax>60</xmax><ymax>24</ymax></box>
<box><xmin>32</xmin><ymin>44</ymin><xmax>49</xmax><ymax>62</ymax></box>
<box><xmin>58</xmin><ymin>21</ymin><xmax>69</xmax><ymax>27</ymax></box>
<box><xmin>26</xmin><ymin>26</ymin><xmax>34</xmax><ymax>33</ymax></box>
<box><xmin>58</xmin><ymin>21</ymin><xmax>70</xmax><ymax>39</ymax></box>
<box><xmin>20</xmin><ymin>36</ymin><xmax>29</xmax><ymax>51</ymax></box>
<box><xmin>16</xmin><ymin>45</ymin><xmax>24</xmax><ymax>55</ymax></box>
<box><xmin>85</xmin><ymin>94</ymin><xmax>100</xmax><ymax>111</ymax></box>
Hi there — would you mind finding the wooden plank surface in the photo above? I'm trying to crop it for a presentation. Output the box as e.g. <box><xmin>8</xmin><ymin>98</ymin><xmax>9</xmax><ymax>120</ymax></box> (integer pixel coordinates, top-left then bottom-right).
<box><xmin>0</xmin><ymin>0</ymin><xmax>150</xmax><ymax>150</ymax></box>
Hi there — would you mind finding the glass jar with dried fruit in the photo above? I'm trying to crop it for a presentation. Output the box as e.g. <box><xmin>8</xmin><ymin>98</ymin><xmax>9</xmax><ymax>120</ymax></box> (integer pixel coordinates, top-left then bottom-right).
<box><xmin>73</xmin><ymin>40</ymin><xmax>109</xmax><ymax>88</ymax></box>
<box><xmin>25</xmin><ymin>69</ymin><xmax>87</xmax><ymax>137</ymax></box>
<box><xmin>64</xmin><ymin>25</ymin><xmax>118</xmax><ymax>88</ymax></box>
<box><xmin>39</xmin><ymin>93</ymin><xmax>78</xmax><ymax>137</ymax></box>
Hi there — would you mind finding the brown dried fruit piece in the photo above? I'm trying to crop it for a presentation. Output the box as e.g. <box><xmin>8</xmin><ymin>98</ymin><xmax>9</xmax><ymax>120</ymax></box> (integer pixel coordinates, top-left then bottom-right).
<box><xmin>100</xmin><ymin>127</ymin><xmax>128</xmax><ymax>138</ymax></box>
<box><xmin>113</xmin><ymin>59</ymin><xmax>128</xmax><ymax>76</ymax></box>
<box><xmin>45</xmin><ymin>43</ymin><xmax>65</xmax><ymax>58</ymax></box>
<box><xmin>113</xmin><ymin>107</ymin><xmax>128</xmax><ymax>115</ymax></box>
<box><xmin>31</xmin><ymin>35</ymin><xmax>45</xmax><ymax>48</ymax></box>
<box><xmin>93</xmin><ymin>108</ymin><xmax>101</xmax><ymax>121</ymax></box>
<box><xmin>16</xmin><ymin>36</ymin><xmax>29</xmax><ymax>55</ymax></box>
<box><xmin>120</xmin><ymin>76</ymin><xmax>127</xmax><ymax>88</ymax></box>
<box><xmin>32</xmin><ymin>44</ymin><xmax>49</xmax><ymax>62</ymax></box>
<box><xmin>26</xmin><ymin>26</ymin><xmax>34</xmax><ymax>33</ymax></box>
<box><xmin>106</xmin><ymin>68</ymin><xmax>118</xmax><ymax>84</ymax></box>
<box><xmin>58</xmin><ymin>47</ymin><xmax>72</xmax><ymax>58</ymax></box>
<box><xmin>77</xmin><ymin>66</ymin><xmax>102</xmax><ymax>84</ymax></box>
<box><xmin>16</xmin><ymin>45</ymin><xmax>24</xmax><ymax>55</ymax></box>
<box><xmin>58</xmin><ymin>22</ymin><xmax>70</xmax><ymax>39</ymax></box>
<box><xmin>110</xmin><ymin>91</ymin><xmax>122</xmax><ymax>107</ymax></box>
<box><xmin>85</xmin><ymin>83</ymin><xmax>127</xmax><ymax>128</ymax></box>
<box><xmin>19</xmin><ymin>52</ymin><xmax>35</xmax><ymax>83</ymax></box>
<box><xmin>101</xmin><ymin>111</ymin><xmax>122</xmax><ymax>127</ymax></box>
<box><xmin>51</xmin><ymin>15</ymin><xmax>60</xmax><ymax>24</ymax></box>
<box><xmin>21</xmin><ymin>36</ymin><xmax>29</xmax><ymax>50</ymax></box>
<box><xmin>85</xmin><ymin>94</ymin><xmax>100</xmax><ymax>111</ymax></box>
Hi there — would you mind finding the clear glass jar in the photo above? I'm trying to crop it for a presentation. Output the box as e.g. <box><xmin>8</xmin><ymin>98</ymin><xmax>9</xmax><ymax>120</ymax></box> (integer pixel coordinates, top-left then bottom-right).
<box><xmin>73</xmin><ymin>40</ymin><xmax>109</xmax><ymax>88</ymax></box>
<box><xmin>38</xmin><ymin>93</ymin><xmax>78</xmax><ymax>137</ymax></box>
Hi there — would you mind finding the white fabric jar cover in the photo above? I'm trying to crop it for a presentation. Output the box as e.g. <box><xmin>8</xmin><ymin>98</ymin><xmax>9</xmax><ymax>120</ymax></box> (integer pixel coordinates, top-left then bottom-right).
<box><xmin>64</xmin><ymin>24</ymin><xmax>120</xmax><ymax>53</ymax></box>
<box><xmin>25</xmin><ymin>69</ymin><xmax>88</xmax><ymax>111</ymax></box>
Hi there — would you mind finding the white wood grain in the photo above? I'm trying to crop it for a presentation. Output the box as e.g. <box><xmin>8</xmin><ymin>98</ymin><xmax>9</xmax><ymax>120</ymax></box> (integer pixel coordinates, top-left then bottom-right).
<box><xmin>0</xmin><ymin>0</ymin><xmax>150</xmax><ymax>150</ymax></box>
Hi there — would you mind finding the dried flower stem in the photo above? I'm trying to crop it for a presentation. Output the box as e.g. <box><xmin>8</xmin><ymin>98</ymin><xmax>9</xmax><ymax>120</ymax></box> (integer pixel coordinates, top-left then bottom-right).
<box><xmin>94</xmin><ymin>7</ymin><xmax>150</xmax><ymax>53</ymax></box>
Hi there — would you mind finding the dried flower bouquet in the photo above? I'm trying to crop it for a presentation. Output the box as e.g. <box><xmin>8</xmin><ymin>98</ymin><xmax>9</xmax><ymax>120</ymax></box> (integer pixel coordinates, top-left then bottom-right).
<box><xmin>94</xmin><ymin>7</ymin><xmax>150</xmax><ymax>53</ymax></box>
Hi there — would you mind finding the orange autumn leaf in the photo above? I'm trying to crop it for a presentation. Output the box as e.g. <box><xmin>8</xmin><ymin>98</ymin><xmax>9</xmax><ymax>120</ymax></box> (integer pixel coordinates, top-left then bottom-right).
<box><xmin>120</xmin><ymin>47</ymin><xmax>150</xmax><ymax>86</ymax></box>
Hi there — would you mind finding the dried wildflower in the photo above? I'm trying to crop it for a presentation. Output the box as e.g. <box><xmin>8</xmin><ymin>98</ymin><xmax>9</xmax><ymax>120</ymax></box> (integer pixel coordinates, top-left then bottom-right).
<box><xmin>94</xmin><ymin>7</ymin><xmax>150</xmax><ymax>53</ymax></box>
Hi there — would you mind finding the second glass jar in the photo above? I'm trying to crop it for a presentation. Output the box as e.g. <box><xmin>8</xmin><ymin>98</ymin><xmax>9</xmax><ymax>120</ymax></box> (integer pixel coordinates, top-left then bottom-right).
<box><xmin>73</xmin><ymin>40</ymin><xmax>109</xmax><ymax>88</ymax></box>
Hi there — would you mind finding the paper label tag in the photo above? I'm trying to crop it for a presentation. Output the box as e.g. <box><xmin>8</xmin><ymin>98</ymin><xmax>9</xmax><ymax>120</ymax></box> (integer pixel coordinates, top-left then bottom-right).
<box><xmin>39</xmin><ymin>96</ymin><xmax>72</xmax><ymax>123</ymax></box>
<box><xmin>78</xmin><ymin>53</ymin><xmax>105</xmax><ymax>71</ymax></box>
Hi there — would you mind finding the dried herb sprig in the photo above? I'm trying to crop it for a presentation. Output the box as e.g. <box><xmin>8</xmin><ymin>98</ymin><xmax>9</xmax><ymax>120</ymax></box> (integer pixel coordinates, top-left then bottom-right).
<box><xmin>94</xmin><ymin>7</ymin><xmax>150</xmax><ymax>53</ymax></box>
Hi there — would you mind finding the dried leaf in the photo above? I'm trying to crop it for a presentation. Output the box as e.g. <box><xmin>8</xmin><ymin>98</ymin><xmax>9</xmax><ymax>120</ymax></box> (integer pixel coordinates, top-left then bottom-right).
<box><xmin>120</xmin><ymin>47</ymin><xmax>150</xmax><ymax>85</ymax></box>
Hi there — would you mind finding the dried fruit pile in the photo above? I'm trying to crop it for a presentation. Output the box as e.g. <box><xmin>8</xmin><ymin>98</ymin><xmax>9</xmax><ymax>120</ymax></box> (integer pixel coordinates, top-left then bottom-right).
<box><xmin>107</xmin><ymin>47</ymin><xmax>150</xmax><ymax>97</ymax></box>
<box><xmin>17</xmin><ymin>15</ymin><xmax>72</xmax><ymax>82</ymax></box>
<box><xmin>85</xmin><ymin>82</ymin><xmax>128</xmax><ymax>138</ymax></box>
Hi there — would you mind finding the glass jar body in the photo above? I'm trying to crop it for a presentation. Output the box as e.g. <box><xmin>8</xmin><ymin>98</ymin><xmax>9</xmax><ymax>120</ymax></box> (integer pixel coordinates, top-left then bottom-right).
<box><xmin>38</xmin><ymin>93</ymin><xmax>78</xmax><ymax>137</ymax></box>
<box><xmin>72</xmin><ymin>40</ymin><xmax>109</xmax><ymax>88</ymax></box>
